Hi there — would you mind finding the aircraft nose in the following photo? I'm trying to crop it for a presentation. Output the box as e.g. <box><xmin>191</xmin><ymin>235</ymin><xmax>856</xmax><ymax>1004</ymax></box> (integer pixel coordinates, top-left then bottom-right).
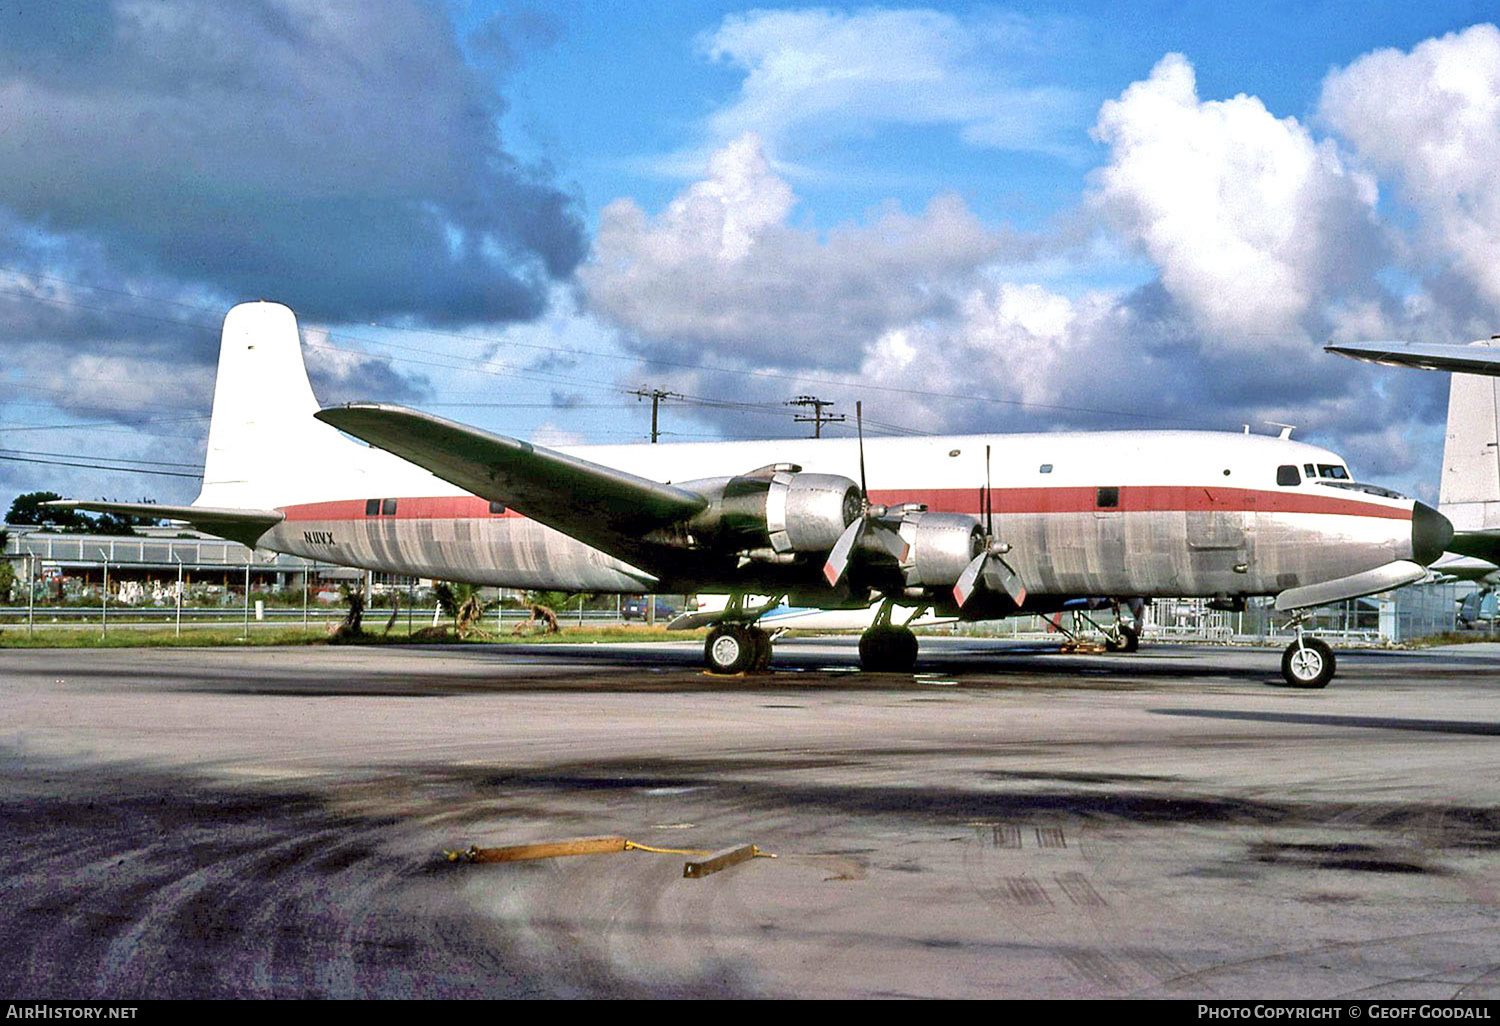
<box><xmin>1411</xmin><ymin>501</ymin><xmax>1453</xmax><ymax>566</ymax></box>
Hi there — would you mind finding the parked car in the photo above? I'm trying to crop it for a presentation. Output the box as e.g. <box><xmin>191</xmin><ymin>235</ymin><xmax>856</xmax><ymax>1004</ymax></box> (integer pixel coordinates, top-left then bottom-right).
<box><xmin>622</xmin><ymin>596</ymin><xmax>676</xmax><ymax>620</ymax></box>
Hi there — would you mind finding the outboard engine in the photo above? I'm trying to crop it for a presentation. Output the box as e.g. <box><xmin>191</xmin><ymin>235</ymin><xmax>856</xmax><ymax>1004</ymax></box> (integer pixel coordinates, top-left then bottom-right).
<box><xmin>684</xmin><ymin>465</ymin><xmax>862</xmax><ymax>553</ymax></box>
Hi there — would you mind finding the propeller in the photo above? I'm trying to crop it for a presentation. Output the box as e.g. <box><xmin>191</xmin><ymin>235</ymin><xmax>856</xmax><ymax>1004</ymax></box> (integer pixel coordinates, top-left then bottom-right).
<box><xmin>953</xmin><ymin>444</ymin><xmax>1027</xmax><ymax>608</ymax></box>
<box><xmin>822</xmin><ymin>402</ymin><xmax>909</xmax><ymax>587</ymax></box>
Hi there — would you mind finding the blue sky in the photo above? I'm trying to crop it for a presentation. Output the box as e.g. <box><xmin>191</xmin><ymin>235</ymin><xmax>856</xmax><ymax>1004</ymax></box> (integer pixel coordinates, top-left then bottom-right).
<box><xmin>3</xmin><ymin>1</ymin><xmax>1500</xmax><ymax>511</ymax></box>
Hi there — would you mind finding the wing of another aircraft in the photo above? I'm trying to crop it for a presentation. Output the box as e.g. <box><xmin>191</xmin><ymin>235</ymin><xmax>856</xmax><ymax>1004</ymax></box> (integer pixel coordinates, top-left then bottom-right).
<box><xmin>314</xmin><ymin>403</ymin><xmax>709</xmax><ymax>566</ymax></box>
<box><xmin>1325</xmin><ymin>340</ymin><xmax>1500</xmax><ymax>375</ymax></box>
<box><xmin>44</xmin><ymin>500</ymin><xmax>284</xmax><ymax>549</ymax></box>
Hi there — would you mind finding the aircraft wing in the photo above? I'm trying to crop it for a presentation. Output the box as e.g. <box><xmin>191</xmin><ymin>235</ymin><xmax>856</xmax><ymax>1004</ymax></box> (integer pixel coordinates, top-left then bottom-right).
<box><xmin>45</xmin><ymin>500</ymin><xmax>284</xmax><ymax>549</ymax></box>
<box><xmin>1325</xmin><ymin>340</ymin><xmax>1500</xmax><ymax>375</ymax></box>
<box><xmin>314</xmin><ymin>403</ymin><xmax>709</xmax><ymax>565</ymax></box>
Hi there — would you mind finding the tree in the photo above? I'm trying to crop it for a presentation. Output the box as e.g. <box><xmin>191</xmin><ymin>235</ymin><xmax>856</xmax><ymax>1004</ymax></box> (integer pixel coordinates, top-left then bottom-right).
<box><xmin>433</xmin><ymin>581</ymin><xmax>492</xmax><ymax>638</ymax></box>
<box><xmin>5</xmin><ymin>492</ymin><xmax>83</xmax><ymax>529</ymax></box>
<box><xmin>3</xmin><ymin>493</ymin><xmax>161</xmax><ymax>534</ymax></box>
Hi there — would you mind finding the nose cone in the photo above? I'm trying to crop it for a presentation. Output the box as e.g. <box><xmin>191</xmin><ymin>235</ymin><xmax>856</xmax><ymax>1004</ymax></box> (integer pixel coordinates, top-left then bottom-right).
<box><xmin>1411</xmin><ymin>501</ymin><xmax>1453</xmax><ymax>566</ymax></box>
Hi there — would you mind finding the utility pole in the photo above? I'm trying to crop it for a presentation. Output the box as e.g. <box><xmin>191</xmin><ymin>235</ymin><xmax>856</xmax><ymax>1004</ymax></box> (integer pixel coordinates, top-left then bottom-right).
<box><xmin>630</xmin><ymin>388</ymin><xmax>682</xmax><ymax>443</ymax></box>
<box><xmin>787</xmin><ymin>395</ymin><xmax>845</xmax><ymax>438</ymax></box>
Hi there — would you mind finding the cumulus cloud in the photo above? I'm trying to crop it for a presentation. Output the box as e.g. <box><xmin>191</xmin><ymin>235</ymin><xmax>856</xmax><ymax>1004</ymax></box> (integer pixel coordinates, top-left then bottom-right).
<box><xmin>582</xmin><ymin>60</ymin><xmax>1446</xmax><ymax>489</ymax></box>
<box><xmin>1319</xmin><ymin>24</ymin><xmax>1500</xmax><ymax>325</ymax></box>
<box><xmin>1092</xmin><ymin>54</ymin><xmax>1385</xmax><ymax>342</ymax></box>
<box><xmin>699</xmin><ymin>7</ymin><xmax>1085</xmax><ymax>160</ymax></box>
<box><xmin>300</xmin><ymin>327</ymin><xmax>429</xmax><ymax>407</ymax></box>
<box><xmin>583</xmin><ymin>132</ymin><xmax>1013</xmax><ymax>370</ymax></box>
<box><xmin>0</xmin><ymin>0</ymin><xmax>585</xmax><ymax>325</ymax></box>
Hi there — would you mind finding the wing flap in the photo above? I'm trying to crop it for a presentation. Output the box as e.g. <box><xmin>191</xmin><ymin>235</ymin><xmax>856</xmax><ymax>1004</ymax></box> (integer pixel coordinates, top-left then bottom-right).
<box><xmin>45</xmin><ymin>500</ymin><xmax>284</xmax><ymax>549</ymax></box>
<box><xmin>314</xmin><ymin>404</ymin><xmax>708</xmax><ymax>560</ymax></box>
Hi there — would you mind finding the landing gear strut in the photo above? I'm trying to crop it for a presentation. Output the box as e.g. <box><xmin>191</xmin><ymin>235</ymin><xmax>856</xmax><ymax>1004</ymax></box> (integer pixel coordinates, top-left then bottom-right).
<box><xmin>857</xmin><ymin>600</ymin><xmax>921</xmax><ymax>673</ymax></box>
<box><xmin>1279</xmin><ymin>612</ymin><xmax>1335</xmax><ymax>688</ymax></box>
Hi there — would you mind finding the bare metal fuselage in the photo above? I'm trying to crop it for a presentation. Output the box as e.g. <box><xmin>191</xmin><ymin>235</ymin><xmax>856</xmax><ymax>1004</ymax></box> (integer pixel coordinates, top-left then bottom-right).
<box><xmin>260</xmin><ymin>429</ymin><xmax>1426</xmax><ymax>616</ymax></box>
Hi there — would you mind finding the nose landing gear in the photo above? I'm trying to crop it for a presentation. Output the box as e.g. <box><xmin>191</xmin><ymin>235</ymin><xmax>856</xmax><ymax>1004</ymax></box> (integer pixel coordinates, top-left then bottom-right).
<box><xmin>1279</xmin><ymin>612</ymin><xmax>1335</xmax><ymax>688</ymax></box>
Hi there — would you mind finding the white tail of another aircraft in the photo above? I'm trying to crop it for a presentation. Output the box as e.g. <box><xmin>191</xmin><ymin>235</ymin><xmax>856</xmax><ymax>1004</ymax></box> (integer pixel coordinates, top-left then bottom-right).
<box><xmin>1440</xmin><ymin>340</ymin><xmax>1500</xmax><ymax>534</ymax></box>
<box><xmin>194</xmin><ymin>301</ymin><xmax>432</xmax><ymax>510</ymax></box>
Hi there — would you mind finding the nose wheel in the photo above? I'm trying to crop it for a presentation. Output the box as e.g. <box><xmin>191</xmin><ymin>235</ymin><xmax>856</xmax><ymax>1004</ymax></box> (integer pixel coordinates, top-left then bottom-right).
<box><xmin>1281</xmin><ymin>636</ymin><xmax>1335</xmax><ymax>688</ymax></box>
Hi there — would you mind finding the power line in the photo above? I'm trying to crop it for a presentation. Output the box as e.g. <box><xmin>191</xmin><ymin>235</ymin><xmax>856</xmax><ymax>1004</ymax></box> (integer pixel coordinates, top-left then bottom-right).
<box><xmin>0</xmin><ymin>446</ymin><xmax>200</xmax><ymax>469</ymax></box>
<box><xmin>0</xmin><ymin>453</ymin><xmax>201</xmax><ymax>478</ymax></box>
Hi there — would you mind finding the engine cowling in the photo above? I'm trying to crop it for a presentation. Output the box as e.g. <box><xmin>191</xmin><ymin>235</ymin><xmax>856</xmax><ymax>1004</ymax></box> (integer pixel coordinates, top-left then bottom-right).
<box><xmin>686</xmin><ymin>468</ymin><xmax>862</xmax><ymax>553</ymax></box>
<box><xmin>898</xmin><ymin>511</ymin><xmax>985</xmax><ymax>588</ymax></box>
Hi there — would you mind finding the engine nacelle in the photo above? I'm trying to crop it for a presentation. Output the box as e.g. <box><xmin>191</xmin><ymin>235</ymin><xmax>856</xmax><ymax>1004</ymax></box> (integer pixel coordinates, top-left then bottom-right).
<box><xmin>898</xmin><ymin>511</ymin><xmax>985</xmax><ymax>588</ymax></box>
<box><xmin>685</xmin><ymin>467</ymin><xmax>861</xmax><ymax>553</ymax></box>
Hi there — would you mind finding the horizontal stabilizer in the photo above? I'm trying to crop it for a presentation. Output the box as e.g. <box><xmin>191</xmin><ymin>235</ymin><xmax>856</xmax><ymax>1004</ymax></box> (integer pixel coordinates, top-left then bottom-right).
<box><xmin>45</xmin><ymin>500</ymin><xmax>284</xmax><ymax>549</ymax></box>
<box><xmin>315</xmin><ymin>403</ymin><xmax>708</xmax><ymax>564</ymax></box>
<box><xmin>1274</xmin><ymin>559</ymin><xmax>1427</xmax><ymax>612</ymax></box>
<box><xmin>1448</xmin><ymin>530</ymin><xmax>1500</xmax><ymax>565</ymax></box>
<box><xmin>1326</xmin><ymin>340</ymin><xmax>1500</xmax><ymax>376</ymax></box>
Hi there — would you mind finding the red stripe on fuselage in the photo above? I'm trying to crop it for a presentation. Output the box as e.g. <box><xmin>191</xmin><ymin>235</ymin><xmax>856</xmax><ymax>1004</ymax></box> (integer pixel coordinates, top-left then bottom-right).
<box><xmin>873</xmin><ymin>485</ymin><xmax>1411</xmax><ymax>520</ymax></box>
<box><xmin>281</xmin><ymin>497</ymin><xmax>520</xmax><ymax>521</ymax></box>
<box><xmin>279</xmin><ymin>487</ymin><xmax>1410</xmax><ymax>522</ymax></box>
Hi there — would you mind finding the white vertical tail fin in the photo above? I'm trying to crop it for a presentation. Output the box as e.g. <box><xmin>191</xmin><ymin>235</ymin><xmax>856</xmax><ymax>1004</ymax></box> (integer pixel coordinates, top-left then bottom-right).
<box><xmin>194</xmin><ymin>302</ymin><xmax>424</xmax><ymax>510</ymax></box>
<box><xmin>1439</xmin><ymin>339</ymin><xmax>1500</xmax><ymax>533</ymax></box>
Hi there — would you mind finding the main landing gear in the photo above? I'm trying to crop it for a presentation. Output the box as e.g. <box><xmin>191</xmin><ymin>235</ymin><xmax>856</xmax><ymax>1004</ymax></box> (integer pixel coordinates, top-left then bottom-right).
<box><xmin>702</xmin><ymin>593</ymin><xmax>778</xmax><ymax>674</ymax></box>
<box><xmin>857</xmin><ymin>600</ymin><xmax>921</xmax><ymax>673</ymax></box>
<box><xmin>704</xmin><ymin>622</ymin><xmax>774</xmax><ymax>674</ymax></box>
<box><xmin>1279</xmin><ymin>612</ymin><xmax>1335</xmax><ymax>689</ymax></box>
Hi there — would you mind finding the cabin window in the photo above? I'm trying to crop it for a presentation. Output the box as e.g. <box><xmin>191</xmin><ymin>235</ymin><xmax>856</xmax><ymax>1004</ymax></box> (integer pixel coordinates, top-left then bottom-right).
<box><xmin>1317</xmin><ymin>464</ymin><xmax>1349</xmax><ymax>480</ymax></box>
<box><xmin>1276</xmin><ymin>465</ymin><xmax>1301</xmax><ymax>486</ymax></box>
<box><xmin>364</xmin><ymin>498</ymin><xmax>380</xmax><ymax>516</ymax></box>
<box><xmin>381</xmin><ymin>498</ymin><xmax>398</xmax><ymax>515</ymax></box>
<box><xmin>1039</xmin><ymin>464</ymin><xmax>1053</xmax><ymax>474</ymax></box>
<box><xmin>1096</xmin><ymin>486</ymin><xmax>1119</xmax><ymax>509</ymax></box>
<box><xmin>489</xmin><ymin>501</ymin><xmax>507</xmax><ymax>515</ymax></box>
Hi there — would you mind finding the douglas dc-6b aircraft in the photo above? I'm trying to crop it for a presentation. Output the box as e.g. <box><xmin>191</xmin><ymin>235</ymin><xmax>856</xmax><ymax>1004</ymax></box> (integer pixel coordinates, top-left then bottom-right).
<box><xmin>55</xmin><ymin>303</ymin><xmax>1456</xmax><ymax>688</ymax></box>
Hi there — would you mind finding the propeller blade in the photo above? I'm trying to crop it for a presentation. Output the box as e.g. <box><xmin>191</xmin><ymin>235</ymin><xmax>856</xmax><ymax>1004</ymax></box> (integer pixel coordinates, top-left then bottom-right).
<box><xmin>981</xmin><ymin>556</ymin><xmax>1027</xmax><ymax>607</ymax></box>
<box><xmin>855</xmin><ymin>400</ymin><xmax>867</xmax><ymax>500</ymax></box>
<box><xmin>954</xmin><ymin>550</ymin><xmax>1027</xmax><ymax>608</ymax></box>
<box><xmin>953</xmin><ymin>552</ymin><xmax>987</xmax><ymax>607</ymax></box>
<box><xmin>866</xmin><ymin>519</ymin><xmax>909</xmax><ymax>561</ymax></box>
<box><xmin>823</xmin><ymin>518</ymin><xmax>865</xmax><ymax>586</ymax></box>
<box><xmin>985</xmin><ymin>444</ymin><xmax>993</xmax><ymax>537</ymax></box>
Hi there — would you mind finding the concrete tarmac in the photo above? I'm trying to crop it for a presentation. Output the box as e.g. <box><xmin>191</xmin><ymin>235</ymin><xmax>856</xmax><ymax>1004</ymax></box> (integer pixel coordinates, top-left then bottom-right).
<box><xmin>2</xmin><ymin>636</ymin><xmax>1500</xmax><ymax>999</ymax></box>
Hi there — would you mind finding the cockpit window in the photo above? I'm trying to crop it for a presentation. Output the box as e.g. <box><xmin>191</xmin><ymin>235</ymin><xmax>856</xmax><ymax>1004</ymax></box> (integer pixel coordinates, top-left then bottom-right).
<box><xmin>1304</xmin><ymin>463</ymin><xmax>1316</xmax><ymax>477</ymax></box>
<box><xmin>1317</xmin><ymin>464</ymin><xmax>1349</xmax><ymax>480</ymax></box>
<box><xmin>1276</xmin><ymin>465</ymin><xmax>1300</xmax><ymax>486</ymax></box>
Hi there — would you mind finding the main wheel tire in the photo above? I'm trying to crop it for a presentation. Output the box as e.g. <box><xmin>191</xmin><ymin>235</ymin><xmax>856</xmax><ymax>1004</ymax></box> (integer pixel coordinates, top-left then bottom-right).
<box><xmin>705</xmin><ymin>623</ymin><xmax>756</xmax><ymax>674</ymax></box>
<box><xmin>750</xmin><ymin>627</ymin><xmax>773</xmax><ymax>673</ymax></box>
<box><xmin>859</xmin><ymin>626</ymin><xmax>919</xmax><ymax>672</ymax></box>
<box><xmin>1281</xmin><ymin>637</ymin><xmax>1335</xmax><ymax>689</ymax></box>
